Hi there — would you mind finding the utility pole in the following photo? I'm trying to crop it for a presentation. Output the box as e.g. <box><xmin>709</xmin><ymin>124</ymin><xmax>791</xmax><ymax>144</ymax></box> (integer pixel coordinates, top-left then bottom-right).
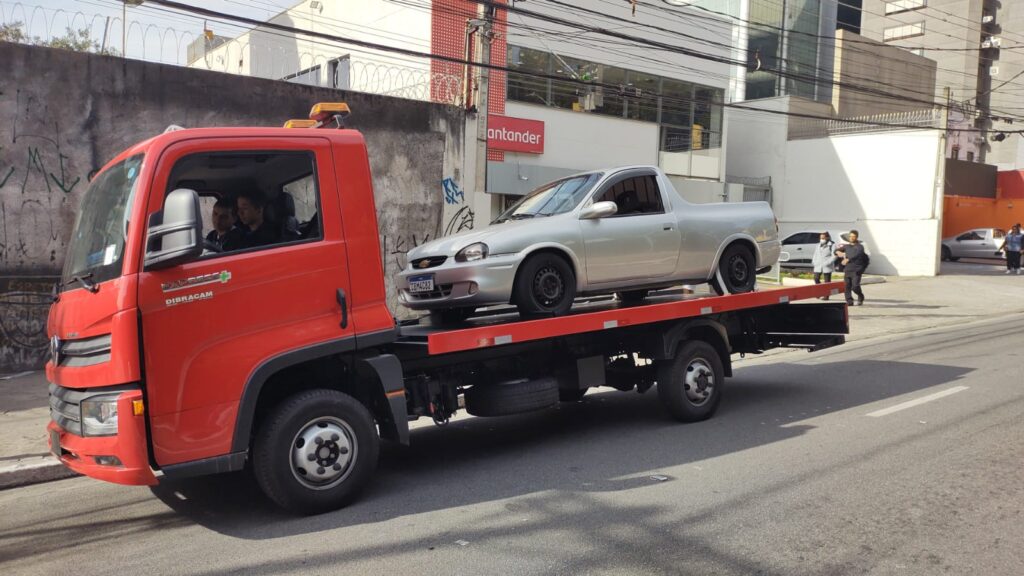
<box><xmin>470</xmin><ymin>5</ymin><xmax>496</xmax><ymax>214</ymax></box>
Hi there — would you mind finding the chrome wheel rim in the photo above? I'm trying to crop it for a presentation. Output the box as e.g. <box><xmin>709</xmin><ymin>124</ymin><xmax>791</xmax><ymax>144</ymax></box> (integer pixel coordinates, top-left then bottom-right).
<box><xmin>290</xmin><ymin>416</ymin><xmax>357</xmax><ymax>490</ymax></box>
<box><xmin>683</xmin><ymin>358</ymin><xmax>715</xmax><ymax>406</ymax></box>
<box><xmin>533</xmin><ymin>266</ymin><xmax>564</xmax><ymax>307</ymax></box>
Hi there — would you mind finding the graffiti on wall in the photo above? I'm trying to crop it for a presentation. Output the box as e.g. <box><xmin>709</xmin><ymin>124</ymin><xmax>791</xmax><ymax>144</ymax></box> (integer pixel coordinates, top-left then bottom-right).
<box><xmin>0</xmin><ymin>278</ymin><xmax>54</xmax><ymax>371</ymax></box>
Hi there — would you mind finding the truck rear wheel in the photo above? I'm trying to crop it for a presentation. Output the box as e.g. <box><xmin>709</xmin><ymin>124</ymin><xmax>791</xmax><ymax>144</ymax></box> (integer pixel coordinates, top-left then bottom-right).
<box><xmin>253</xmin><ymin>389</ymin><xmax>379</xmax><ymax>515</ymax></box>
<box><xmin>656</xmin><ymin>340</ymin><xmax>724</xmax><ymax>422</ymax></box>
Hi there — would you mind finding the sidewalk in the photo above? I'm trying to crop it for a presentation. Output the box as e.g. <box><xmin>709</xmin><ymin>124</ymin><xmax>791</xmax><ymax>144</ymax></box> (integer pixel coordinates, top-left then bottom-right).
<box><xmin>2</xmin><ymin>264</ymin><xmax>1022</xmax><ymax>489</ymax></box>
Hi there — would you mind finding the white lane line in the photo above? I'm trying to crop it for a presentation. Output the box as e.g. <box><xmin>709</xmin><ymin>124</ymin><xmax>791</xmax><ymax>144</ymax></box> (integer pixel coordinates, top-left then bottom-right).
<box><xmin>867</xmin><ymin>386</ymin><xmax>969</xmax><ymax>417</ymax></box>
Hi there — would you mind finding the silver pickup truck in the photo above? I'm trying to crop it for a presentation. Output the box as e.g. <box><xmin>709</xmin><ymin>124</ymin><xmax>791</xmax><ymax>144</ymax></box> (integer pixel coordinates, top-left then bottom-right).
<box><xmin>398</xmin><ymin>166</ymin><xmax>781</xmax><ymax>321</ymax></box>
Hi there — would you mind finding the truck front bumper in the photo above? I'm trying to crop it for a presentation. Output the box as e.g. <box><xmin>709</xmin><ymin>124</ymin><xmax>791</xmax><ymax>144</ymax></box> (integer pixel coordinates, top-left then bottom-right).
<box><xmin>48</xmin><ymin>386</ymin><xmax>157</xmax><ymax>486</ymax></box>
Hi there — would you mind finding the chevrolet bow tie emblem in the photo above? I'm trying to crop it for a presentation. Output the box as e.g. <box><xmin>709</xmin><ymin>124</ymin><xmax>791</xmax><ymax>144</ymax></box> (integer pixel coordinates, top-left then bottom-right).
<box><xmin>418</xmin><ymin>260</ymin><xmax>430</xmax><ymax>268</ymax></box>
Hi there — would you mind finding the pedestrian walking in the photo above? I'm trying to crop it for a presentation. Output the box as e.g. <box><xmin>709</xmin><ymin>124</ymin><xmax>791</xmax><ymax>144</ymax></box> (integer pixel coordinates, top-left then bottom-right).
<box><xmin>999</xmin><ymin>223</ymin><xmax>1024</xmax><ymax>274</ymax></box>
<box><xmin>835</xmin><ymin>229</ymin><xmax>869</xmax><ymax>306</ymax></box>
<box><xmin>811</xmin><ymin>231</ymin><xmax>835</xmax><ymax>299</ymax></box>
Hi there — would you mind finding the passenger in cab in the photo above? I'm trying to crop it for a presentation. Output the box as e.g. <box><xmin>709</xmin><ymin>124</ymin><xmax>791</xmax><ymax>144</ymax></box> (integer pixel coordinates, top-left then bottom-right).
<box><xmin>205</xmin><ymin>198</ymin><xmax>237</xmax><ymax>250</ymax></box>
<box><xmin>223</xmin><ymin>192</ymin><xmax>278</xmax><ymax>250</ymax></box>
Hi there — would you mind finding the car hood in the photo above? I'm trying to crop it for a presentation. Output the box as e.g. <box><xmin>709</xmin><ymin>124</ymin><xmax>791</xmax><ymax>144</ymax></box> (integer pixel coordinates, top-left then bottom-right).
<box><xmin>408</xmin><ymin>218</ymin><xmax>552</xmax><ymax>258</ymax></box>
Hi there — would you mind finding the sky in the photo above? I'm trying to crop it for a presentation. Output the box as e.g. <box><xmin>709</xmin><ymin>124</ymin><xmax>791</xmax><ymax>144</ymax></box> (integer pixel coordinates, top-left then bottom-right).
<box><xmin>1</xmin><ymin>0</ymin><xmax>299</xmax><ymax>62</ymax></box>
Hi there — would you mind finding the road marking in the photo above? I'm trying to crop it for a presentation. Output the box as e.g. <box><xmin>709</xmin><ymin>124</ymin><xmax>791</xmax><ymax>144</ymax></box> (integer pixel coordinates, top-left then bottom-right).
<box><xmin>867</xmin><ymin>386</ymin><xmax>969</xmax><ymax>417</ymax></box>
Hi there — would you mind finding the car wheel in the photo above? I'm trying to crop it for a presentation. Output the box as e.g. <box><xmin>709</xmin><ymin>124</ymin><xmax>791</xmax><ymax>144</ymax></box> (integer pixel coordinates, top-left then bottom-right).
<box><xmin>941</xmin><ymin>246</ymin><xmax>951</xmax><ymax>262</ymax></box>
<box><xmin>714</xmin><ymin>244</ymin><xmax>756</xmax><ymax>294</ymax></box>
<box><xmin>513</xmin><ymin>253</ymin><xmax>576</xmax><ymax>317</ymax></box>
<box><xmin>253</xmin><ymin>389</ymin><xmax>379</xmax><ymax>515</ymax></box>
<box><xmin>429</xmin><ymin>307</ymin><xmax>475</xmax><ymax>325</ymax></box>
<box><xmin>617</xmin><ymin>289</ymin><xmax>648</xmax><ymax>304</ymax></box>
<box><xmin>657</xmin><ymin>340</ymin><xmax>724</xmax><ymax>422</ymax></box>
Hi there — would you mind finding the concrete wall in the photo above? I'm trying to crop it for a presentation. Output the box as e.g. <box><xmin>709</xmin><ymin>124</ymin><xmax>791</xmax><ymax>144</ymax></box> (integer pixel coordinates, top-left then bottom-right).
<box><xmin>832</xmin><ymin>30</ymin><xmax>937</xmax><ymax>118</ymax></box>
<box><xmin>0</xmin><ymin>42</ymin><xmax>466</xmax><ymax>372</ymax></box>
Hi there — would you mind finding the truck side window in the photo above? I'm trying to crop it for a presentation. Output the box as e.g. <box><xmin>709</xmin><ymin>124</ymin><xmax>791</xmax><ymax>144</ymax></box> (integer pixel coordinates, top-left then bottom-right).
<box><xmin>596</xmin><ymin>174</ymin><xmax>664</xmax><ymax>216</ymax></box>
<box><xmin>166</xmin><ymin>151</ymin><xmax>322</xmax><ymax>255</ymax></box>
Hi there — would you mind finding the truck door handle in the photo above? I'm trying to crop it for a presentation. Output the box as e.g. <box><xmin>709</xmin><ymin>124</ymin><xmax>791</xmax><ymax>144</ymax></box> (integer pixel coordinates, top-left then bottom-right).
<box><xmin>336</xmin><ymin>289</ymin><xmax>348</xmax><ymax>329</ymax></box>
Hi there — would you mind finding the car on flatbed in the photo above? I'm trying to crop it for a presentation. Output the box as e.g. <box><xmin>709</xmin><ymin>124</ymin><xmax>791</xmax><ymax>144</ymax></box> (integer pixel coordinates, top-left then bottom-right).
<box><xmin>45</xmin><ymin>103</ymin><xmax>848</xmax><ymax>515</ymax></box>
<box><xmin>397</xmin><ymin>166</ymin><xmax>781</xmax><ymax>322</ymax></box>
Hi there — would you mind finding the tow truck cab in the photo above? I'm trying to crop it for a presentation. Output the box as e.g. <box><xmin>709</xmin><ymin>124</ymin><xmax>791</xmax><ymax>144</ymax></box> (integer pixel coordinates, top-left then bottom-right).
<box><xmin>47</xmin><ymin>106</ymin><xmax>395</xmax><ymax>486</ymax></box>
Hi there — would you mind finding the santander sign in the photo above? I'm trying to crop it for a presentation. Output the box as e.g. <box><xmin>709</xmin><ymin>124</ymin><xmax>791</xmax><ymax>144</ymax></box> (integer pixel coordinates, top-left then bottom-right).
<box><xmin>488</xmin><ymin>115</ymin><xmax>545</xmax><ymax>154</ymax></box>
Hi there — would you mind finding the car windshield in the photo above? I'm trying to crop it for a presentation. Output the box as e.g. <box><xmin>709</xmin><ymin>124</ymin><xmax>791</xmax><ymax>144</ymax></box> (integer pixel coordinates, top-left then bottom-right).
<box><xmin>493</xmin><ymin>173</ymin><xmax>601</xmax><ymax>223</ymax></box>
<box><xmin>60</xmin><ymin>154</ymin><xmax>144</xmax><ymax>291</ymax></box>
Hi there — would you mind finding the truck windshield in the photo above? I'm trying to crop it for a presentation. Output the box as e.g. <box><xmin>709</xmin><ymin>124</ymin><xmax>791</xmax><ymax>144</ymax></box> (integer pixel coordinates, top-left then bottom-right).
<box><xmin>60</xmin><ymin>155</ymin><xmax>144</xmax><ymax>291</ymax></box>
<box><xmin>493</xmin><ymin>173</ymin><xmax>600</xmax><ymax>223</ymax></box>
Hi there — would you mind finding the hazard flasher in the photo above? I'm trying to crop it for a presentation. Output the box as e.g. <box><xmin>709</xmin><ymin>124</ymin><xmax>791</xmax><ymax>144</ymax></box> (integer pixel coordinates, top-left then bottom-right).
<box><xmin>283</xmin><ymin>102</ymin><xmax>351</xmax><ymax>129</ymax></box>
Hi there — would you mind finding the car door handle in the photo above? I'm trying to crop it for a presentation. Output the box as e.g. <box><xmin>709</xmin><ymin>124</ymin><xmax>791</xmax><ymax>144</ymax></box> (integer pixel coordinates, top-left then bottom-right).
<box><xmin>663</xmin><ymin>225</ymin><xmax>674</xmax><ymax>231</ymax></box>
<box><xmin>336</xmin><ymin>289</ymin><xmax>348</xmax><ymax>329</ymax></box>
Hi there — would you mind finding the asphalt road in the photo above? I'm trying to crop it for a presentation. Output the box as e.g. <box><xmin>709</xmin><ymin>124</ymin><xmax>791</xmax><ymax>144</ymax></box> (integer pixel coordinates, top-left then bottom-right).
<box><xmin>2</xmin><ymin>315</ymin><xmax>1023</xmax><ymax>576</ymax></box>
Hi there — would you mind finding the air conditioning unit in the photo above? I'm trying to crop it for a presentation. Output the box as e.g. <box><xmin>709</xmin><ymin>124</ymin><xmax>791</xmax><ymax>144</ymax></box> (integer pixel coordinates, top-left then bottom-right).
<box><xmin>991</xmin><ymin>66</ymin><xmax>1000</xmax><ymax>76</ymax></box>
<box><xmin>982</xmin><ymin>40</ymin><xmax>992</xmax><ymax>48</ymax></box>
<box><xmin>982</xmin><ymin>14</ymin><xmax>994</xmax><ymax>24</ymax></box>
<box><xmin>990</xmin><ymin>36</ymin><xmax>1002</xmax><ymax>48</ymax></box>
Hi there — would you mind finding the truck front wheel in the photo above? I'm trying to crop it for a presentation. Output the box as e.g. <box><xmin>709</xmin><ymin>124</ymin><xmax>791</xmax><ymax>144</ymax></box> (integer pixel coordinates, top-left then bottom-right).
<box><xmin>253</xmin><ymin>389</ymin><xmax>379</xmax><ymax>515</ymax></box>
<box><xmin>656</xmin><ymin>341</ymin><xmax>724</xmax><ymax>422</ymax></box>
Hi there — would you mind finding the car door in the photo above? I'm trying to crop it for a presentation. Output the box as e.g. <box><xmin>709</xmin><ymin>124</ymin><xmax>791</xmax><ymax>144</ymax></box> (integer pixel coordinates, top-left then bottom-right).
<box><xmin>952</xmin><ymin>230</ymin><xmax>985</xmax><ymax>258</ymax></box>
<box><xmin>990</xmin><ymin>229</ymin><xmax>1006</xmax><ymax>255</ymax></box>
<box><xmin>136</xmin><ymin>137</ymin><xmax>353</xmax><ymax>466</ymax></box>
<box><xmin>579</xmin><ymin>171</ymin><xmax>680</xmax><ymax>284</ymax></box>
<box><xmin>781</xmin><ymin>232</ymin><xmax>817</xmax><ymax>266</ymax></box>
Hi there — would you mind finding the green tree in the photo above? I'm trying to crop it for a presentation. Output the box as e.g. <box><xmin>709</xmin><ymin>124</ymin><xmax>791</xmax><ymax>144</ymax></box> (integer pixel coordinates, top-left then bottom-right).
<box><xmin>0</xmin><ymin>22</ymin><xmax>27</xmax><ymax>43</ymax></box>
<box><xmin>41</xmin><ymin>27</ymin><xmax>119</xmax><ymax>56</ymax></box>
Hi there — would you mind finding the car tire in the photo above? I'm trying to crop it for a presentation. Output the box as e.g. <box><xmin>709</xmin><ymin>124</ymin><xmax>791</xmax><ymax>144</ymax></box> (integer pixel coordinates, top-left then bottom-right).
<box><xmin>513</xmin><ymin>252</ymin><xmax>576</xmax><ymax>318</ymax></box>
<box><xmin>941</xmin><ymin>246</ymin><xmax>959</xmax><ymax>262</ymax></box>
<box><xmin>617</xmin><ymin>289</ymin><xmax>648</xmax><ymax>304</ymax></box>
<box><xmin>465</xmin><ymin>377</ymin><xmax>560</xmax><ymax>416</ymax></box>
<box><xmin>712</xmin><ymin>243</ymin><xmax>756</xmax><ymax>295</ymax></box>
<box><xmin>429</xmin><ymin>307</ymin><xmax>475</xmax><ymax>325</ymax></box>
<box><xmin>656</xmin><ymin>340</ymin><xmax>724</xmax><ymax>422</ymax></box>
<box><xmin>253</xmin><ymin>389</ymin><xmax>379</xmax><ymax>515</ymax></box>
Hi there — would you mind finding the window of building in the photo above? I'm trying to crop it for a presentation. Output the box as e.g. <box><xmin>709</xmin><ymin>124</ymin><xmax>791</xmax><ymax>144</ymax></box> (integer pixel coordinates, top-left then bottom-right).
<box><xmin>625</xmin><ymin>71</ymin><xmax>660</xmax><ymax>122</ymax></box>
<box><xmin>283</xmin><ymin>64</ymin><xmax>322</xmax><ymax>87</ymax></box>
<box><xmin>508</xmin><ymin>46</ymin><xmax>551</xmax><ymax>105</ymax></box>
<box><xmin>883</xmin><ymin>21</ymin><xmax>925</xmax><ymax>42</ymax></box>
<box><xmin>885</xmin><ymin>0</ymin><xmax>926</xmax><ymax>15</ymax></box>
<box><xmin>967</xmin><ymin>151</ymin><xmax>975</xmax><ymax>162</ymax></box>
<box><xmin>595</xmin><ymin>175</ymin><xmax>664</xmax><ymax>216</ymax></box>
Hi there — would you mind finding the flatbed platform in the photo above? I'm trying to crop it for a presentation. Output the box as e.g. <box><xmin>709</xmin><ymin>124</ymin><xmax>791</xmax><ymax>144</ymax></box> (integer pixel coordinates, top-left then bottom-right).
<box><xmin>399</xmin><ymin>281</ymin><xmax>845</xmax><ymax>356</ymax></box>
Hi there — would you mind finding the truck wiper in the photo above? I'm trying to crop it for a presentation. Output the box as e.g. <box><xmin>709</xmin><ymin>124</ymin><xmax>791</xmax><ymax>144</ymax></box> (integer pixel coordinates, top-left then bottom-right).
<box><xmin>62</xmin><ymin>273</ymin><xmax>99</xmax><ymax>293</ymax></box>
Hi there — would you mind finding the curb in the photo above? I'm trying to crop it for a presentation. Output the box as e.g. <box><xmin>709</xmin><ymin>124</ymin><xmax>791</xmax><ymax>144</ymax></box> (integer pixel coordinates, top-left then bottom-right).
<box><xmin>0</xmin><ymin>456</ymin><xmax>79</xmax><ymax>491</ymax></box>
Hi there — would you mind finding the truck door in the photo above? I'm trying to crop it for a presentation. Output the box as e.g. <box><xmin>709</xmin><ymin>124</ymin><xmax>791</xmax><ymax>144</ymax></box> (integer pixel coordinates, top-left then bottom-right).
<box><xmin>136</xmin><ymin>137</ymin><xmax>354</xmax><ymax>466</ymax></box>
<box><xmin>580</xmin><ymin>171</ymin><xmax>680</xmax><ymax>283</ymax></box>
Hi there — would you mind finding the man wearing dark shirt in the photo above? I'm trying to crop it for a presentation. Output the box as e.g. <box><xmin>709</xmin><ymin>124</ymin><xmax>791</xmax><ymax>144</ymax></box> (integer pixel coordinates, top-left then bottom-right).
<box><xmin>835</xmin><ymin>229</ymin><xmax>868</xmax><ymax>306</ymax></box>
<box><xmin>223</xmin><ymin>192</ymin><xmax>277</xmax><ymax>251</ymax></box>
<box><xmin>205</xmin><ymin>198</ymin><xmax>237</xmax><ymax>249</ymax></box>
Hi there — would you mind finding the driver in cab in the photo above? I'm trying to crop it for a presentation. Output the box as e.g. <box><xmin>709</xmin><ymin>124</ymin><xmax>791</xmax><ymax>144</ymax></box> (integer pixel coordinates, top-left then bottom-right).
<box><xmin>222</xmin><ymin>192</ymin><xmax>277</xmax><ymax>251</ymax></box>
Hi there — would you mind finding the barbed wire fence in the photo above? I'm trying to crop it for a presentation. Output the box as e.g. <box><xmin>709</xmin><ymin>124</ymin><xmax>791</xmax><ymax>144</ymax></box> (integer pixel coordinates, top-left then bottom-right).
<box><xmin>0</xmin><ymin>1</ymin><xmax>464</xmax><ymax>106</ymax></box>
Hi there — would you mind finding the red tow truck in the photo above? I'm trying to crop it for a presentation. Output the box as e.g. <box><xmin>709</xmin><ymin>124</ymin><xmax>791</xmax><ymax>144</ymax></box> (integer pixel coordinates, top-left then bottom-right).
<box><xmin>47</xmin><ymin>103</ymin><xmax>848</xmax><ymax>514</ymax></box>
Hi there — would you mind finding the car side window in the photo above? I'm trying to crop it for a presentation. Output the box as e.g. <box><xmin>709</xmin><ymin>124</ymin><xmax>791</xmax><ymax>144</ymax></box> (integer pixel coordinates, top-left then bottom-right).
<box><xmin>994</xmin><ymin>229</ymin><xmax>1006</xmax><ymax>239</ymax></box>
<box><xmin>165</xmin><ymin>151</ymin><xmax>322</xmax><ymax>256</ymax></box>
<box><xmin>956</xmin><ymin>231</ymin><xmax>982</xmax><ymax>241</ymax></box>
<box><xmin>595</xmin><ymin>174</ymin><xmax>664</xmax><ymax>216</ymax></box>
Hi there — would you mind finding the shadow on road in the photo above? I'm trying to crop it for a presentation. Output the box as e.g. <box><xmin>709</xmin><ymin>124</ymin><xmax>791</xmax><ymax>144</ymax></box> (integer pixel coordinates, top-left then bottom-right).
<box><xmin>148</xmin><ymin>359</ymin><xmax>973</xmax><ymax>539</ymax></box>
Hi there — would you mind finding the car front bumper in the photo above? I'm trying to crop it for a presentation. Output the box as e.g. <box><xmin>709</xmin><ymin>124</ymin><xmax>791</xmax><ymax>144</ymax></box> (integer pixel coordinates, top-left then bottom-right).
<box><xmin>397</xmin><ymin>253</ymin><xmax>522</xmax><ymax>310</ymax></box>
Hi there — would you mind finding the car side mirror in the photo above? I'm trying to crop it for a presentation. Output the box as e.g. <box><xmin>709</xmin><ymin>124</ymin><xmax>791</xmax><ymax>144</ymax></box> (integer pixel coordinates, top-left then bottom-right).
<box><xmin>580</xmin><ymin>201</ymin><xmax>618</xmax><ymax>220</ymax></box>
<box><xmin>144</xmin><ymin>188</ymin><xmax>203</xmax><ymax>270</ymax></box>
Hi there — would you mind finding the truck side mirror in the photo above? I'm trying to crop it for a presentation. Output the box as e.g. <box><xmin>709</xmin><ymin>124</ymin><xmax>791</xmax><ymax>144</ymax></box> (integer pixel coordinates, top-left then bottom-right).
<box><xmin>580</xmin><ymin>201</ymin><xmax>618</xmax><ymax>220</ymax></box>
<box><xmin>144</xmin><ymin>188</ymin><xmax>203</xmax><ymax>270</ymax></box>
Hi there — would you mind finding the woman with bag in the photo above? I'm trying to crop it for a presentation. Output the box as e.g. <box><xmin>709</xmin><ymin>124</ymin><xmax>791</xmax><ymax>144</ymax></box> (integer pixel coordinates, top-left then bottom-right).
<box><xmin>811</xmin><ymin>232</ymin><xmax>836</xmax><ymax>300</ymax></box>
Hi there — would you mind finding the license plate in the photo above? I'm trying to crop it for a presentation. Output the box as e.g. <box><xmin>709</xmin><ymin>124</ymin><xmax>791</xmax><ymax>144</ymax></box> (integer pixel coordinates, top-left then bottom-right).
<box><xmin>49</xmin><ymin>429</ymin><xmax>61</xmax><ymax>458</ymax></box>
<box><xmin>408</xmin><ymin>274</ymin><xmax>435</xmax><ymax>294</ymax></box>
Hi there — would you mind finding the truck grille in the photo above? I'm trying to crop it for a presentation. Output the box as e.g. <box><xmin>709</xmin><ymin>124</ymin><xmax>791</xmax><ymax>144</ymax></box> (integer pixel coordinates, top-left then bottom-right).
<box><xmin>58</xmin><ymin>334</ymin><xmax>112</xmax><ymax>367</ymax></box>
<box><xmin>49</xmin><ymin>383</ymin><xmax>82</xmax><ymax>436</ymax></box>
<box><xmin>408</xmin><ymin>283</ymin><xmax>453</xmax><ymax>300</ymax></box>
<box><xmin>410</xmin><ymin>256</ymin><xmax>447</xmax><ymax>270</ymax></box>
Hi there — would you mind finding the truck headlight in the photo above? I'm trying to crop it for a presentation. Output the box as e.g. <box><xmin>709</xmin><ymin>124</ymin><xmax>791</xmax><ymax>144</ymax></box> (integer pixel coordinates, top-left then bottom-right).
<box><xmin>81</xmin><ymin>394</ymin><xmax>120</xmax><ymax>436</ymax></box>
<box><xmin>455</xmin><ymin>242</ymin><xmax>488</xmax><ymax>262</ymax></box>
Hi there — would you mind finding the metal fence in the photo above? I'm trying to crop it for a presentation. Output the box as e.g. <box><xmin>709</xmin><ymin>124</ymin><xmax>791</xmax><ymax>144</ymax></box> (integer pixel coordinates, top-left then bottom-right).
<box><xmin>788</xmin><ymin>108</ymin><xmax>943</xmax><ymax>140</ymax></box>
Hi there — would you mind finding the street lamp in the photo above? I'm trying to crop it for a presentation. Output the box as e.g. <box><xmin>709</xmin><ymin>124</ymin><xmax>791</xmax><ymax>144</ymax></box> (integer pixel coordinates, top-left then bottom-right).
<box><xmin>122</xmin><ymin>0</ymin><xmax>144</xmax><ymax>57</ymax></box>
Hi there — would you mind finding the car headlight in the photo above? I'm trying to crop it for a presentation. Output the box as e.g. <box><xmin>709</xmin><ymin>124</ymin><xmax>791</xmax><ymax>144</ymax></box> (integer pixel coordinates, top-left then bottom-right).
<box><xmin>455</xmin><ymin>242</ymin><xmax>488</xmax><ymax>262</ymax></box>
<box><xmin>81</xmin><ymin>394</ymin><xmax>120</xmax><ymax>436</ymax></box>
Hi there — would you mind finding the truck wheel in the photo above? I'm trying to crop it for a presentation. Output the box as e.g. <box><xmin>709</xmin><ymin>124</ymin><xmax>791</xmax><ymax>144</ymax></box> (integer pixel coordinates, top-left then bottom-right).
<box><xmin>713</xmin><ymin>244</ymin><xmax>756</xmax><ymax>295</ymax></box>
<box><xmin>513</xmin><ymin>253</ymin><xmax>576</xmax><ymax>318</ymax></box>
<box><xmin>465</xmin><ymin>377</ymin><xmax>560</xmax><ymax>416</ymax></box>
<box><xmin>617</xmin><ymin>289</ymin><xmax>648</xmax><ymax>304</ymax></box>
<box><xmin>429</xmin><ymin>307</ymin><xmax>475</xmax><ymax>325</ymax></box>
<box><xmin>656</xmin><ymin>341</ymin><xmax>724</xmax><ymax>422</ymax></box>
<box><xmin>253</xmin><ymin>389</ymin><xmax>379</xmax><ymax>515</ymax></box>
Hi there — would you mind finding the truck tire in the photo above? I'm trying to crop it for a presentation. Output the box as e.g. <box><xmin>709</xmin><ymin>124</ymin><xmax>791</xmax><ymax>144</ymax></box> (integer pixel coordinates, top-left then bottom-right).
<box><xmin>656</xmin><ymin>340</ymin><xmax>724</xmax><ymax>422</ymax></box>
<box><xmin>465</xmin><ymin>377</ymin><xmax>560</xmax><ymax>416</ymax></box>
<box><xmin>253</xmin><ymin>389</ymin><xmax>379</xmax><ymax>515</ymax></box>
<box><xmin>513</xmin><ymin>253</ymin><xmax>576</xmax><ymax>318</ymax></box>
<box><xmin>710</xmin><ymin>244</ymin><xmax>756</xmax><ymax>295</ymax></box>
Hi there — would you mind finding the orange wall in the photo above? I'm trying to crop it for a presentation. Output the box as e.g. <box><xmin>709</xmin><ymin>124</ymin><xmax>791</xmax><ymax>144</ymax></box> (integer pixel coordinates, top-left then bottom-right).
<box><xmin>997</xmin><ymin>171</ymin><xmax>1024</xmax><ymax>200</ymax></box>
<box><xmin>943</xmin><ymin>195</ymin><xmax>1024</xmax><ymax>237</ymax></box>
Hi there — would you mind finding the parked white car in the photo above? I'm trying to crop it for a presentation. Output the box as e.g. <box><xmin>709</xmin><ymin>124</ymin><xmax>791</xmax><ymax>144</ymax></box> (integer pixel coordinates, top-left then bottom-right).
<box><xmin>397</xmin><ymin>166</ymin><xmax>781</xmax><ymax>322</ymax></box>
